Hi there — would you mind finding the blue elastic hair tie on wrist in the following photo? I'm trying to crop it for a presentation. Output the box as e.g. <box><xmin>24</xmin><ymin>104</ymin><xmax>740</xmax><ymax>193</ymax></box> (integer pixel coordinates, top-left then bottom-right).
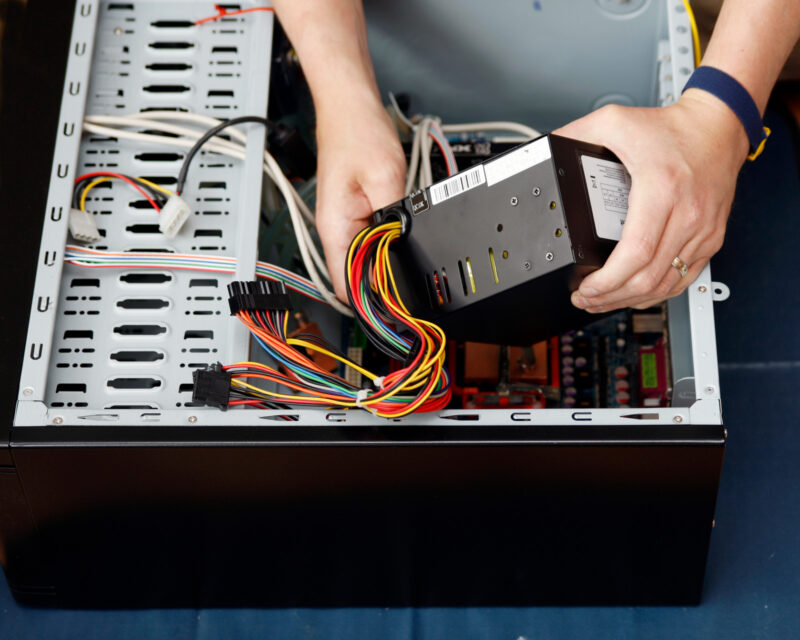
<box><xmin>682</xmin><ymin>66</ymin><xmax>770</xmax><ymax>161</ymax></box>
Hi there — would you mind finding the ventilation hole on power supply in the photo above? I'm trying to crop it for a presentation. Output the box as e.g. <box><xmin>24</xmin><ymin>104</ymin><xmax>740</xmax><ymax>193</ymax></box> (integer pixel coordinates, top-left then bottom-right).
<box><xmin>64</xmin><ymin>329</ymin><xmax>93</xmax><ymax>340</ymax></box>
<box><xmin>110</xmin><ymin>350</ymin><xmax>165</xmax><ymax>362</ymax></box>
<box><xmin>116</xmin><ymin>298</ymin><xmax>170</xmax><ymax>310</ymax></box>
<box><xmin>145</xmin><ymin>62</ymin><xmax>193</xmax><ymax>72</ymax></box>
<box><xmin>198</xmin><ymin>181</ymin><xmax>227</xmax><ymax>189</ymax></box>
<box><xmin>424</xmin><ymin>273</ymin><xmax>437</xmax><ymax>309</ymax></box>
<box><xmin>465</xmin><ymin>257</ymin><xmax>477</xmax><ymax>293</ymax></box>
<box><xmin>56</xmin><ymin>383</ymin><xmax>87</xmax><ymax>394</ymax></box>
<box><xmin>106</xmin><ymin>377</ymin><xmax>162</xmax><ymax>389</ymax></box>
<box><xmin>70</xmin><ymin>278</ymin><xmax>100</xmax><ymax>288</ymax></box>
<box><xmin>114</xmin><ymin>324</ymin><xmax>167</xmax><ymax>336</ymax></box>
<box><xmin>142</xmin><ymin>84</ymin><xmax>191</xmax><ymax>94</ymax></box>
<box><xmin>488</xmin><ymin>248</ymin><xmax>499</xmax><ymax>284</ymax></box>
<box><xmin>108</xmin><ymin>3</ymin><xmax>134</xmax><ymax>9</ymax></box>
<box><xmin>150</xmin><ymin>20</ymin><xmax>195</xmax><ymax>28</ymax></box>
<box><xmin>457</xmin><ymin>260</ymin><xmax>468</xmax><ymax>296</ymax></box>
<box><xmin>134</xmin><ymin>152</ymin><xmax>183</xmax><ymax>162</ymax></box>
<box><xmin>119</xmin><ymin>273</ymin><xmax>172</xmax><ymax>284</ymax></box>
<box><xmin>126</xmin><ymin>223</ymin><xmax>161</xmax><ymax>233</ymax></box>
<box><xmin>211</xmin><ymin>46</ymin><xmax>238</xmax><ymax>54</ymax></box>
<box><xmin>184</xmin><ymin>329</ymin><xmax>214</xmax><ymax>339</ymax></box>
<box><xmin>432</xmin><ymin>270</ymin><xmax>444</xmax><ymax>306</ymax></box>
<box><xmin>178</xmin><ymin>383</ymin><xmax>194</xmax><ymax>393</ymax></box>
<box><xmin>207</xmin><ymin>90</ymin><xmax>234</xmax><ymax>98</ymax></box>
<box><xmin>441</xmin><ymin>268</ymin><xmax>452</xmax><ymax>303</ymax></box>
<box><xmin>129</xmin><ymin>247</ymin><xmax>174</xmax><ymax>253</ymax></box>
<box><xmin>148</xmin><ymin>41</ymin><xmax>195</xmax><ymax>50</ymax></box>
<box><xmin>193</xmin><ymin>229</ymin><xmax>222</xmax><ymax>237</ymax></box>
<box><xmin>188</xmin><ymin>278</ymin><xmax>218</xmax><ymax>288</ymax></box>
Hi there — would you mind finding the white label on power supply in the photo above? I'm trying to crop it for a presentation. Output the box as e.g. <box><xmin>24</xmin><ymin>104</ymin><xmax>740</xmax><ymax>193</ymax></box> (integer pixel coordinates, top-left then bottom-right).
<box><xmin>580</xmin><ymin>154</ymin><xmax>631</xmax><ymax>241</ymax></box>
<box><xmin>429</xmin><ymin>164</ymin><xmax>486</xmax><ymax>205</ymax></box>
<box><xmin>484</xmin><ymin>137</ymin><xmax>551</xmax><ymax>187</ymax></box>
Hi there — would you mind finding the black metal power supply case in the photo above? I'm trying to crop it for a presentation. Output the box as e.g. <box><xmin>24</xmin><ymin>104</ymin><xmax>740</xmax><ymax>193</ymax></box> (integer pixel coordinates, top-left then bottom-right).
<box><xmin>377</xmin><ymin>134</ymin><xmax>630</xmax><ymax>345</ymax></box>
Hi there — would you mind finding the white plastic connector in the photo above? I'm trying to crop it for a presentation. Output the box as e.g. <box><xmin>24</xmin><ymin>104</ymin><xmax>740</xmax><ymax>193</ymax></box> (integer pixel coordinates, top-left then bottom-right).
<box><xmin>68</xmin><ymin>208</ymin><xmax>101</xmax><ymax>243</ymax></box>
<box><xmin>158</xmin><ymin>195</ymin><xmax>191</xmax><ymax>238</ymax></box>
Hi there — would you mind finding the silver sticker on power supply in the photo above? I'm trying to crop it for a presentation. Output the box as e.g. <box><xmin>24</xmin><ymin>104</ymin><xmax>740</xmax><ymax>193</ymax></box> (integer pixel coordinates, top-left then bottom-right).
<box><xmin>429</xmin><ymin>164</ymin><xmax>486</xmax><ymax>206</ymax></box>
<box><xmin>484</xmin><ymin>137</ymin><xmax>551</xmax><ymax>187</ymax></box>
<box><xmin>580</xmin><ymin>155</ymin><xmax>631</xmax><ymax>241</ymax></box>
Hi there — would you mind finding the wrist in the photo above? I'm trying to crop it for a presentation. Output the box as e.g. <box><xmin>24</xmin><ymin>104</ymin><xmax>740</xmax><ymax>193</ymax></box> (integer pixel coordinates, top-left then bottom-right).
<box><xmin>677</xmin><ymin>89</ymin><xmax>751</xmax><ymax>162</ymax></box>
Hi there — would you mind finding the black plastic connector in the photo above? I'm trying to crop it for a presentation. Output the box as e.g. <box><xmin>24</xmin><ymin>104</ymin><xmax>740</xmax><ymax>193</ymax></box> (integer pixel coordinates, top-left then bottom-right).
<box><xmin>227</xmin><ymin>280</ymin><xmax>292</xmax><ymax>315</ymax></box>
<box><xmin>192</xmin><ymin>362</ymin><xmax>232</xmax><ymax>410</ymax></box>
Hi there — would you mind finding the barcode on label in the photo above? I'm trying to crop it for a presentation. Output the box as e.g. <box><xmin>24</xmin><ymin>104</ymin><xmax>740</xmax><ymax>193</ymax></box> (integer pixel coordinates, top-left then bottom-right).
<box><xmin>429</xmin><ymin>165</ymin><xmax>486</xmax><ymax>206</ymax></box>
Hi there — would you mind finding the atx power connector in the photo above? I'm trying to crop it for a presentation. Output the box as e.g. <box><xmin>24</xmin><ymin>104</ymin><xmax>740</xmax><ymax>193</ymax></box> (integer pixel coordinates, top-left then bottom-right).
<box><xmin>192</xmin><ymin>362</ymin><xmax>232</xmax><ymax>410</ymax></box>
<box><xmin>227</xmin><ymin>280</ymin><xmax>293</xmax><ymax>315</ymax></box>
<box><xmin>158</xmin><ymin>195</ymin><xmax>191</xmax><ymax>238</ymax></box>
<box><xmin>68</xmin><ymin>208</ymin><xmax>101</xmax><ymax>243</ymax></box>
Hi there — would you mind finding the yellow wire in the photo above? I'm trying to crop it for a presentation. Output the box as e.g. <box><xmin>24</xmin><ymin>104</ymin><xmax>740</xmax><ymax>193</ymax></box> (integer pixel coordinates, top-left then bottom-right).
<box><xmin>78</xmin><ymin>176</ymin><xmax>175</xmax><ymax>212</ymax></box>
<box><xmin>136</xmin><ymin>177</ymin><xmax>175</xmax><ymax>198</ymax></box>
<box><xmin>682</xmin><ymin>0</ymin><xmax>702</xmax><ymax>68</ymax></box>
<box><xmin>79</xmin><ymin>177</ymin><xmax>112</xmax><ymax>211</ymax></box>
<box><xmin>286</xmin><ymin>338</ymin><xmax>378</xmax><ymax>381</ymax></box>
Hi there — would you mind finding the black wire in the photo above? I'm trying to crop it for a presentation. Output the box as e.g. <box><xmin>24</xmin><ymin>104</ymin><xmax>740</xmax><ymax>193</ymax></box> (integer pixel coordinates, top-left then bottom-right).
<box><xmin>72</xmin><ymin>175</ymin><xmax>167</xmax><ymax>209</ymax></box>
<box><xmin>176</xmin><ymin>115</ymin><xmax>274</xmax><ymax>195</ymax></box>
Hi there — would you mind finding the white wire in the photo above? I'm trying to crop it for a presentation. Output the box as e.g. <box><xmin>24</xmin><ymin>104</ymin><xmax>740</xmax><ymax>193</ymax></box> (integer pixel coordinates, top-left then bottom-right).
<box><xmin>440</xmin><ymin>120</ymin><xmax>541</xmax><ymax>138</ymax></box>
<box><xmin>82</xmin><ymin>112</ymin><xmax>351</xmax><ymax>316</ymax></box>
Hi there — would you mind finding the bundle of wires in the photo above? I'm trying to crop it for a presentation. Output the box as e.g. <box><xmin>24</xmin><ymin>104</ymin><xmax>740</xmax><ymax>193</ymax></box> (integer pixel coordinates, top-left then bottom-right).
<box><xmin>64</xmin><ymin>245</ymin><xmax>325</xmax><ymax>304</ymax></box>
<box><xmin>212</xmin><ymin>219</ymin><xmax>450</xmax><ymax>418</ymax></box>
<box><xmin>81</xmin><ymin>110</ymin><xmax>350</xmax><ymax>316</ymax></box>
<box><xmin>388</xmin><ymin>93</ymin><xmax>541</xmax><ymax>193</ymax></box>
<box><xmin>73</xmin><ymin>171</ymin><xmax>172</xmax><ymax>214</ymax></box>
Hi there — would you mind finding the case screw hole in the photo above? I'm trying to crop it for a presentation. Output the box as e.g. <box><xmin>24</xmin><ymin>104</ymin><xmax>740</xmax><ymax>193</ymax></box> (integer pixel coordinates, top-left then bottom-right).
<box><xmin>188</xmin><ymin>415</ymin><xmax>198</xmax><ymax>423</ymax></box>
<box><xmin>53</xmin><ymin>416</ymin><xmax>63</xmax><ymax>425</ymax></box>
<box><xmin>673</xmin><ymin>415</ymin><xmax>684</xmax><ymax>423</ymax></box>
<box><xmin>22</xmin><ymin>387</ymin><xmax>34</xmax><ymax>396</ymax></box>
<box><xmin>510</xmin><ymin>197</ymin><xmax>518</xmax><ymax>206</ymax></box>
<box><xmin>545</xmin><ymin>252</ymin><xmax>554</xmax><ymax>261</ymax></box>
<box><xmin>698</xmin><ymin>285</ymin><xmax>707</xmax><ymax>293</ymax></box>
<box><xmin>532</xmin><ymin>187</ymin><xmax>541</xmax><ymax>197</ymax></box>
<box><xmin>522</xmin><ymin>261</ymin><xmax>532</xmax><ymax>271</ymax></box>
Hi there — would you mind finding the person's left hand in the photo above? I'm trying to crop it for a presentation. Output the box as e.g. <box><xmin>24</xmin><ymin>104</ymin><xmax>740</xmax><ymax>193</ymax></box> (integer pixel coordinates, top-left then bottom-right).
<box><xmin>553</xmin><ymin>89</ymin><xmax>750</xmax><ymax>313</ymax></box>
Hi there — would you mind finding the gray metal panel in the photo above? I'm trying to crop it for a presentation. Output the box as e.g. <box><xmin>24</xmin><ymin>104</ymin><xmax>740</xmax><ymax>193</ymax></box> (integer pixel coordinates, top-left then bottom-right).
<box><xmin>15</xmin><ymin>0</ymin><xmax>721</xmax><ymax>427</ymax></box>
<box><xmin>365</xmin><ymin>0</ymin><xmax>664</xmax><ymax>130</ymax></box>
<box><xmin>15</xmin><ymin>1</ymin><xmax>273</xmax><ymax>416</ymax></box>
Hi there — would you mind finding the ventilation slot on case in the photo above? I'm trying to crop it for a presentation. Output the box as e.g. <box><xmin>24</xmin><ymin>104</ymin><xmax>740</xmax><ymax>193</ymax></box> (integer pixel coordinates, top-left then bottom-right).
<box><xmin>113</xmin><ymin>324</ymin><xmax>167</xmax><ymax>336</ymax></box>
<box><xmin>110</xmin><ymin>350</ymin><xmax>165</xmax><ymax>362</ymax></box>
<box><xmin>119</xmin><ymin>273</ymin><xmax>172</xmax><ymax>285</ymax></box>
<box><xmin>116</xmin><ymin>298</ymin><xmax>170</xmax><ymax>310</ymax></box>
<box><xmin>106</xmin><ymin>377</ymin><xmax>162</xmax><ymax>389</ymax></box>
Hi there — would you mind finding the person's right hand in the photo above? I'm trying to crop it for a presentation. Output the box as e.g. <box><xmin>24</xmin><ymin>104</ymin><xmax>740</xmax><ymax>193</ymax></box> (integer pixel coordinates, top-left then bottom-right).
<box><xmin>315</xmin><ymin>100</ymin><xmax>407</xmax><ymax>301</ymax></box>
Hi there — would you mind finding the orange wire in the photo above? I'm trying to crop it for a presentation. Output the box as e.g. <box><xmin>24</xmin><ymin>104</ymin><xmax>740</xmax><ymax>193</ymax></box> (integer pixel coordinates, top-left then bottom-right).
<box><xmin>195</xmin><ymin>4</ymin><xmax>274</xmax><ymax>26</ymax></box>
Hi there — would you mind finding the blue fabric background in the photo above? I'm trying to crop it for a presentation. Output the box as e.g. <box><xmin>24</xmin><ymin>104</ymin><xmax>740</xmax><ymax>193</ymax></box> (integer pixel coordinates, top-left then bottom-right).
<box><xmin>1</xmin><ymin>108</ymin><xmax>798</xmax><ymax>639</ymax></box>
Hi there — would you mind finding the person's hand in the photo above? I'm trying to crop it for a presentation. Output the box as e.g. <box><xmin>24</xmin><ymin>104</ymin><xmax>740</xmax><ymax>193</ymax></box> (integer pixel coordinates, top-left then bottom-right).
<box><xmin>315</xmin><ymin>100</ymin><xmax>406</xmax><ymax>301</ymax></box>
<box><xmin>553</xmin><ymin>89</ymin><xmax>750</xmax><ymax>313</ymax></box>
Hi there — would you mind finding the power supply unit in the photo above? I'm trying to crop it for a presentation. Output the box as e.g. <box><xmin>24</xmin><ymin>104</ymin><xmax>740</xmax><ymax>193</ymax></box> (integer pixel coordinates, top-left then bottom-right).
<box><xmin>376</xmin><ymin>134</ymin><xmax>631</xmax><ymax>345</ymax></box>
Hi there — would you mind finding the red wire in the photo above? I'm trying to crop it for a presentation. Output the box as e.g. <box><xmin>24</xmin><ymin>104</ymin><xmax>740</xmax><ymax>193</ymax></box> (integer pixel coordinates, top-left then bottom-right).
<box><xmin>427</xmin><ymin>132</ymin><xmax>455</xmax><ymax>176</ymax></box>
<box><xmin>195</xmin><ymin>4</ymin><xmax>274</xmax><ymax>26</ymax></box>
<box><xmin>74</xmin><ymin>171</ymin><xmax>162</xmax><ymax>213</ymax></box>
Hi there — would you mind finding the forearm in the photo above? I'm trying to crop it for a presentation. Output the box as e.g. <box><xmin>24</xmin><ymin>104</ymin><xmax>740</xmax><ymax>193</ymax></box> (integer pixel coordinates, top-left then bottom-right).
<box><xmin>270</xmin><ymin>0</ymin><xmax>382</xmax><ymax>122</ymax></box>
<box><xmin>698</xmin><ymin>0</ymin><xmax>800</xmax><ymax>113</ymax></box>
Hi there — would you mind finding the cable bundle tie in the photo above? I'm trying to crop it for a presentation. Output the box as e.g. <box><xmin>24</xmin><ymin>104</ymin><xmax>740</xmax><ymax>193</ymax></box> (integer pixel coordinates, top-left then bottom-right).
<box><xmin>373</xmin><ymin>376</ymin><xmax>385</xmax><ymax>390</ymax></box>
<box><xmin>355</xmin><ymin>389</ymin><xmax>370</xmax><ymax>408</ymax></box>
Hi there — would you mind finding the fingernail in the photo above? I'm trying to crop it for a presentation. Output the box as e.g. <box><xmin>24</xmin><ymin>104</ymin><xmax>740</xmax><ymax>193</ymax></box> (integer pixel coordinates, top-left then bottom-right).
<box><xmin>580</xmin><ymin>286</ymin><xmax>598</xmax><ymax>297</ymax></box>
<box><xmin>571</xmin><ymin>292</ymin><xmax>586</xmax><ymax>308</ymax></box>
